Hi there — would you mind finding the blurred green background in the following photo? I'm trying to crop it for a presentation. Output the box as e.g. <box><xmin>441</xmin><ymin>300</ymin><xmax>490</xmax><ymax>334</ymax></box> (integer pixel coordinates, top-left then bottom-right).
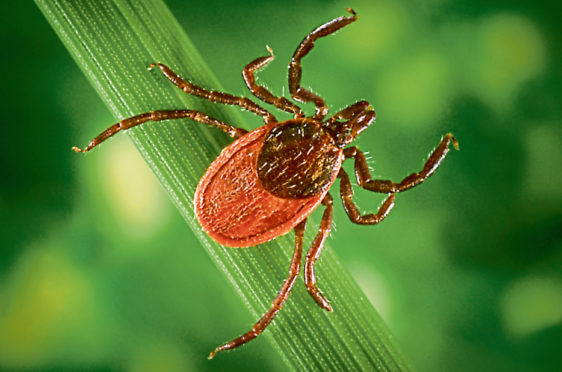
<box><xmin>1</xmin><ymin>0</ymin><xmax>560</xmax><ymax>371</ymax></box>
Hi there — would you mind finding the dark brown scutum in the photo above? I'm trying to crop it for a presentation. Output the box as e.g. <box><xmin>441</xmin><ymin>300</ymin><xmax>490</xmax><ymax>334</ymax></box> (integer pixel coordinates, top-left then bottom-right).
<box><xmin>257</xmin><ymin>120</ymin><xmax>341</xmax><ymax>199</ymax></box>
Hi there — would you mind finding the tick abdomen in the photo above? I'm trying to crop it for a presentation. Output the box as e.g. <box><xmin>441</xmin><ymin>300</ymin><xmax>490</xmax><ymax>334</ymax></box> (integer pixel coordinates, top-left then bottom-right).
<box><xmin>257</xmin><ymin>119</ymin><xmax>342</xmax><ymax>199</ymax></box>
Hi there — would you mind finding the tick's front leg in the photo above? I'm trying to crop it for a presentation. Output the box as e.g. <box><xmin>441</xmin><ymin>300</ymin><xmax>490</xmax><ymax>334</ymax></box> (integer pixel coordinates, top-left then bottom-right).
<box><xmin>338</xmin><ymin>168</ymin><xmax>396</xmax><ymax>225</ymax></box>
<box><xmin>344</xmin><ymin>133</ymin><xmax>459</xmax><ymax>194</ymax></box>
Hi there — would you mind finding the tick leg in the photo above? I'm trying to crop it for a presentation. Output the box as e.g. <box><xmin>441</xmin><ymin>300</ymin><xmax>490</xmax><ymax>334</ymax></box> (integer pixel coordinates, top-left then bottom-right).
<box><xmin>305</xmin><ymin>193</ymin><xmax>333</xmax><ymax>312</ymax></box>
<box><xmin>149</xmin><ymin>63</ymin><xmax>277</xmax><ymax>124</ymax></box>
<box><xmin>289</xmin><ymin>8</ymin><xmax>358</xmax><ymax>120</ymax></box>
<box><xmin>209</xmin><ymin>219</ymin><xmax>306</xmax><ymax>359</ymax></box>
<box><xmin>243</xmin><ymin>46</ymin><xmax>304</xmax><ymax>118</ymax></box>
<box><xmin>343</xmin><ymin>134</ymin><xmax>459</xmax><ymax>194</ymax></box>
<box><xmin>72</xmin><ymin>109</ymin><xmax>248</xmax><ymax>153</ymax></box>
<box><xmin>339</xmin><ymin>168</ymin><xmax>396</xmax><ymax>225</ymax></box>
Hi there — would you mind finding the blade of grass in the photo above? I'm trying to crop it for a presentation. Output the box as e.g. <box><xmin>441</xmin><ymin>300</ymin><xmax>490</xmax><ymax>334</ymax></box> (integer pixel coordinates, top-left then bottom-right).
<box><xmin>36</xmin><ymin>0</ymin><xmax>412</xmax><ymax>370</ymax></box>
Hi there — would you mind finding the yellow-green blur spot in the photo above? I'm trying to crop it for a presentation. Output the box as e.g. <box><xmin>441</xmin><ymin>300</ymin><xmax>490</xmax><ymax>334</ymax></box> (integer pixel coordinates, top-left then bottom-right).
<box><xmin>0</xmin><ymin>249</ymin><xmax>94</xmax><ymax>368</ymax></box>
<box><xmin>375</xmin><ymin>49</ymin><xmax>451</xmax><ymax>128</ymax></box>
<box><xmin>500</xmin><ymin>276</ymin><xmax>562</xmax><ymax>338</ymax></box>
<box><xmin>128</xmin><ymin>340</ymin><xmax>193</xmax><ymax>372</ymax></box>
<box><xmin>341</xmin><ymin>2</ymin><xmax>411</xmax><ymax>65</ymax></box>
<box><xmin>97</xmin><ymin>136</ymin><xmax>171</xmax><ymax>240</ymax></box>
<box><xmin>523</xmin><ymin>124</ymin><xmax>562</xmax><ymax>202</ymax></box>
<box><xmin>471</xmin><ymin>13</ymin><xmax>546</xmax><ymax>108</ymax></box>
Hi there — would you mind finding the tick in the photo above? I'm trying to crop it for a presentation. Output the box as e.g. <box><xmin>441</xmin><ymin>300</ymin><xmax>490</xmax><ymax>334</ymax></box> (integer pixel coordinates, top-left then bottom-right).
<box><xmin>73</xmin><ymin>9</ymin><xmax>459</xmax><ymax>359</ymax></box>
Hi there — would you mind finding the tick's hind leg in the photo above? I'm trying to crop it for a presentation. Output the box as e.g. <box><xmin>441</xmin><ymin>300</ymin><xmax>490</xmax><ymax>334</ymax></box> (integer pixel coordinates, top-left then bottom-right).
<box><xmin>288</xmin><ymin>8</ymin><xmax>358</xmax><ymax>120</ymax></box>
<box><xmin>209</xmin><ymin>220</ymin><xmax>306</xmax><ymax>359</ymax></box>
<box><xmin>304</xmin><ymin>193</ymin><xmax>334</xmax><ymax>312</ymax></box>
<box><xmin>243</xmin><ymin>46</ymin><xmax>304</xmax><ymax>118</ymax></box>
<box><xmin>149</xmin><ymin>63</ymin><xmax>277</xmax><ymax>124</ymax></box>
<box><xmin>344</xmin><ymin>134</ymin><xmax>459</xmax><ymax>194</ymax></box>
<box><xmin>72</xmin><ymin>110</ymin><xmax>248</xmax><ymax>153</ymax></box>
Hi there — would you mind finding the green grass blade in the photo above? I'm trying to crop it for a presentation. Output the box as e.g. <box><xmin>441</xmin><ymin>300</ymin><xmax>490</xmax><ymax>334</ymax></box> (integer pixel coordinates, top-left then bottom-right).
<box><xmin>35</xmin><ymin>0</ymin><xmax>412</xmax><ymax>370</ymax></box>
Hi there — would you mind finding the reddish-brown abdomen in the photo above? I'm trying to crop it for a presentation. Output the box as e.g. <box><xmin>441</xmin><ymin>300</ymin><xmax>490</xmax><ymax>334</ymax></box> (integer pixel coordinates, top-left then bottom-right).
<box><xmin>194</xmin><ymin>121</ymin><xmax>341</xmax><ymax>247</ymax></box>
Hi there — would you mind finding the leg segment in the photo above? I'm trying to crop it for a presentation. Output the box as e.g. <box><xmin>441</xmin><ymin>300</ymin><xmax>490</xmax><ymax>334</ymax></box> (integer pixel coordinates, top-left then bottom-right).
<box><xmin>149</xmin><ymin>63</ymin><xmax>277</xmax><ymax>124</ymax></box>
<box><xmin>208</xmin><ymin>219</ymin><xmax>306</xmax><ymax>359</ymax></box>
<box><xmin>304</xmin><ymin>193</ymin><xmax>333</xmax><ymax>312</ymax></box>
<box><xmin>72</xmin><ymin>110</ymin><xmax>248</xmax><ymax>153</ymax></box>
<box><xmin>338</xmin><ymin>168</ymin><xmax>396</xmax><ymax>225</ymax></box>
<box><xmin>288</xmin><ymin>8</ymin><xmax>358</xmax><ymax>120</ymax></box>
<box><xmin>243</xmin><ymin>46</ymin><xmax>304</xmax><ymax>117</ymax></box>
<box><xmin>343</xmin><ymin>134</ymin><xmax>459</xmax><ymax>194</ymax></box>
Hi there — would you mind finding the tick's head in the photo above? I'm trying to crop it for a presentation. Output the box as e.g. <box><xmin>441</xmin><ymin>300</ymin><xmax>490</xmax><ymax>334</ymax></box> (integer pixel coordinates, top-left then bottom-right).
<box><xmin>324</xmin><ymin>101</ymin><xmax>376</xmax><ymax>148</ymax></box>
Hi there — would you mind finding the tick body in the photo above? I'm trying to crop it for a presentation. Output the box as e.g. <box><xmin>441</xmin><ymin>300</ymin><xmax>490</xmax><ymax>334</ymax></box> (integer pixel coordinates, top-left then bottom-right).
<box><xmin>74</xmin><ymin>8</ymin><xmax>459</xmax><ymax>359</ymax></box>
<box><xmin>195</xmin><ymin>118</ymin><xmax>342</xmax><ymax>247</ymax></box>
